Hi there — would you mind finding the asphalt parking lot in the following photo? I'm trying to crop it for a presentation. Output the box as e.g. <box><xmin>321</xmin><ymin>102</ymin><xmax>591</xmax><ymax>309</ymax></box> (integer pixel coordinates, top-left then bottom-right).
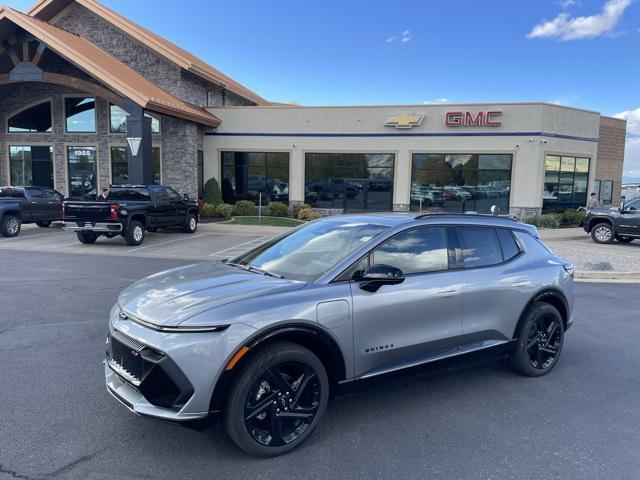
<box><xmin>1</xmin><ymin>247</ymin><xmax>640</xmax><ymax>480</ymax></box>
<box><xmin>0</xmin><ymin>223</ymin><xmax>270</xmax><ymax>261</ymax></box>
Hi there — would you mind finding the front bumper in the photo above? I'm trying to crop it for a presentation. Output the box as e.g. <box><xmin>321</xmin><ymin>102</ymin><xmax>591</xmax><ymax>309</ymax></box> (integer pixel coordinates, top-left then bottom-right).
<box><xmin>105</xmin><ymin>307</ymin><xmax>256</xmax><ymax>422</ymax></box>
<box><xmin>64</xmin><ymin>221</ymin><xmax>123</xmax><ymax>232</ymax></box>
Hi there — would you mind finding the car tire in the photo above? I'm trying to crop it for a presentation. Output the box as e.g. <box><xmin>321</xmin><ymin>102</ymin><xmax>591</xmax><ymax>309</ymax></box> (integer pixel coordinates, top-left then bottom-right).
<box><xmin>510</xmin><ymin>302</ymin><xmax>564</xmax><ymax>377</ymax></box>
<box><xmin>183</xmin><ymin>213</ymin><xmax>198</xmax><ymax>234</ymax></box>
<box><xmin>76</xmin><ymin>232</ymin><xmax>98</xmax><ymax>244</ymax></box>
<box><xmin>615</xmin><ymin>234</ymin><xmax>634</xmax><ymax>243</ymax></box>
<box><xmin>590</xmin><ymin>222</ymin><xmax>614</xmax><ymax>244</ymax></box>
<box><xmin>0</xmin><ymin>214</ymin><xmax>21</xmax><ymax>237</ymax></box>
<box><xmin>36</xmin><ymin>221</ymin><xmax>52</xmax><ymax>228</ymax></box>
<box><xmin>124</xmin><ymin>220</ymin><xmax>145</xmax><ymax>246</ymax></box>
<box><xmin>224</xmin><ymin>342</ymin><xmax>329</xmax><ymax>457</ymax></box>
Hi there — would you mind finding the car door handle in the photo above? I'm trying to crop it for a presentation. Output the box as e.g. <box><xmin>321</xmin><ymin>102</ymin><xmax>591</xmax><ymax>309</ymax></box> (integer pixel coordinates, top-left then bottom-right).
<box><xmin>437</xmin><ymin>289</ymin><xmax>459</xmax><ymax>297</ymax></box>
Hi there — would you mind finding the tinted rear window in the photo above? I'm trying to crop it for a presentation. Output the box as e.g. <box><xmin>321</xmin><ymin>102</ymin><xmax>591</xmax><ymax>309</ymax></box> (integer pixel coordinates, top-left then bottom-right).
<box><xmin>457</xmin><ymin>227</ymin><xmax>503</xmax><ymax>268</ymax></box>
<box><xmin>0</xmin><ymin>187</ymin><xmax>24</xmax><ymax>198</ymax></box>
<box><xmin>108</xmin><ymin>187</ymin><xmax>150</xmax><ymax>201</ymax></box>
<box><xmin>497</xmin><ymin>228</ymin><xmax>521</xmax><ymax>261</ymax></box>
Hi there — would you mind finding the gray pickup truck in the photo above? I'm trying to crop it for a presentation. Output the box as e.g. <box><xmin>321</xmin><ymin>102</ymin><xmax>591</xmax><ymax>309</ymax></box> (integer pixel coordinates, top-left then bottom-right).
<box><xmin>583</xmin><ymin>197</ymin><xmax>640</xmax><ymax>244</ymax></box>
<box><xmin>0</xmin><ymin>186</ymin><xmax>64</xmax><ymax>237</ymax></box>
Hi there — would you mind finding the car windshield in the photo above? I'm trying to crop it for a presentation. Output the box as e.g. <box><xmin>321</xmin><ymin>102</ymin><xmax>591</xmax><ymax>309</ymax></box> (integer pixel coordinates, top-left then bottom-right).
<box><xmin>232</xmin><ymin>219</ymin><xmax>390</xmax><ymax>282</ymax></box>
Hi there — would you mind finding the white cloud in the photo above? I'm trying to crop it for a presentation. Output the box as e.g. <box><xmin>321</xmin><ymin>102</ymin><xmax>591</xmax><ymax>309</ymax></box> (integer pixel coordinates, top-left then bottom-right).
<box><xmin>527</xmin><ymin>0</ymin><xmax>633</xmax><ymax>40</ymax></box>
<box><xmin>387</xmin><ymin>30</ymin><xmax>411</xmax><ymax>43</ymax></box>
<box><xmin>614</xmin><ymin>107</ymin><xmax>640</xmax><ymax>177</ymax></box>
<box><xmin>423</xmin><ymin>98</ymin><xmax>448</xmax><ymax>104</ymax></box>
<box><xmin>558</xmin><ymin>0</ymin><xmax>580</xmax><ymax>9</ymax></box>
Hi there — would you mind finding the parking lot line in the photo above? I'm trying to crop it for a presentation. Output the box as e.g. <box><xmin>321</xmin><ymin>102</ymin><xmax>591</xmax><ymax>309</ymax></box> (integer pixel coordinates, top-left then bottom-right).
<box><xmin>208</xmin><ymin>236</ymin><xmax>269</xmax><ymax>257</ymax></box>
<box><xmin>126</xmin><ymin>233</ymin><xmax>207</xmax><ymax>253</ymax></box>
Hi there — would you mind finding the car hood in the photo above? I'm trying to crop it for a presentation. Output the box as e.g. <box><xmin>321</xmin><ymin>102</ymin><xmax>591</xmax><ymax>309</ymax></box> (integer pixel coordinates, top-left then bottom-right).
<box><xmin>118</xmin><ymin>262</ymin><xmax>305</xmax><ymax>327</ymax></box>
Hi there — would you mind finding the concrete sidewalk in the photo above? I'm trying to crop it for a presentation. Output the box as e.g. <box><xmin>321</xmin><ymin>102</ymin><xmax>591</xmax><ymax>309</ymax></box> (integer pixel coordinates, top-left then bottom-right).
<box><xmin>198</xmin><ymin>222</ymin><xmax>292</xmax><ymax>237</ymax></box>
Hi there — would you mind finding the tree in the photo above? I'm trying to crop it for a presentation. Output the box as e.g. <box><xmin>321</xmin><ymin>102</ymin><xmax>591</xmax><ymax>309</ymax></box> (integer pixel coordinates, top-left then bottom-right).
<box><xmin>203</xmin><ymin>177</ymin><xmax>222</xmax><ymax>206</ymax></box>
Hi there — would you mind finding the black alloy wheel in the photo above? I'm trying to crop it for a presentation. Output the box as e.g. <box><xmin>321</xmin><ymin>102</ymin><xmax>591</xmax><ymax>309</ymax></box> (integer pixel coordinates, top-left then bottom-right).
<box><xmin>225</xmin><ymin>342</ymin><xmax>328</xmax><ymax>457</ymax></box>
<box><xmin>511</xmin><ymin>302</ymin><xmax>564</xmax><ymax>377</ymax></box>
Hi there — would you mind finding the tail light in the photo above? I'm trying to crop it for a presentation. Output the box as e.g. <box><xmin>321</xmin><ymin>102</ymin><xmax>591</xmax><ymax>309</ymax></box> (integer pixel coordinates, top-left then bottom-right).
<box><xmin>61</xmin><ymin>203</ymin><xmax>65</xmax><ymax>220</ymax></box>
<box><xmin>109</xmin><ymin>204</ymin><xmax>118</xmax><ymax>221</ymax></box>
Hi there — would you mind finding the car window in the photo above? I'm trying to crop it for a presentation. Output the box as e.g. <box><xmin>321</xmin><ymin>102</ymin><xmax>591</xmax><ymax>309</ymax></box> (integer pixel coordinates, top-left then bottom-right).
<box><xmin>0</xmin><ymin>187</ymin><xmax>24</xmax><ymax>198</ymax></box>
<box><xmin>234</xmin><ymin>220</ymin><xmax>389</xmax><ymax>282</ymax></box>
<box><xmin>626</xmin><ymin>199</ymin><xmax>640</xmax><ymax>211</ymax></box>
<box><xmin>457</xmin><ymin>227</ymin><xmax>503</xmax><ymax>268</ymax></box>
<box><xmin>497</xmin><ymin>228</ymin><xmax>521</xmax><ymax>261</ymax></box>
<box><xmin>154</xmin><ymin>188</ymin><xmax>169</xmax><ymax>202</ymax></box>
<box><xmin>27</xmin><ymin>187</ymin><xmax>45</xmax><ymax>199</ymax></box>
<box><xmin>107</xmin><ymin>187</ymin><xmax>150</xmax><ymax>201</ymax></box>
<box><xmin>166</xmin><ymin>188</ymin><xmax>180</xmax><ymax>201</ymax></box>
<box><xmin>372</xmin><ymin>227</ymin><xmax>448</xmax><ymax>274</ymax></box>
<box><xmin>43</xmin><ymin>188</ymin><xmax>62</xmax><ymax>201</ymax></box>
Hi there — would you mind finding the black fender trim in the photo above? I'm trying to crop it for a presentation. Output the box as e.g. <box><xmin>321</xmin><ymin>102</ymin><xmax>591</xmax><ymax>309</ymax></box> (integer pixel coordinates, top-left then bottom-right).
<box><xmin>513</xmin><ymin>287</ymin><xmax>570</xmax><ymax>338</ymax></box>
<box><xmin>209</xmin><ymin>323</ymin><xmax>347</xmax><ymax>413</ymax></box>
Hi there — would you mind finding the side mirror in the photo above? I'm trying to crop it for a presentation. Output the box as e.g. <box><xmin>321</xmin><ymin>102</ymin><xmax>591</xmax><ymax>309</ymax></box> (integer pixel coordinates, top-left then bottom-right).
<box><xmin>183</xmin><ymin>194</ymin><xmax>190</xmax><ymax>201</ymax></box>
<box><xmin>359</xmin><ymin>264</ymin><xmax>405</xmax><ymax>292</ymax></box>
<box><xmin>620</xmin><ymin>196</ymin><xmax>626</xmax><ymax>212</ymax></box>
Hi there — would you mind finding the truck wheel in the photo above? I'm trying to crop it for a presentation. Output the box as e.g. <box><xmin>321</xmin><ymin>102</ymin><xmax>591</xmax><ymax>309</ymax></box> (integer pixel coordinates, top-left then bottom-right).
<box><xmin>224</xmin><ymin>342</ymin><xmax>329</xmax><ymax>457</ymax></box>
<box><xmin>36</xmin><ymin>221</ymin><xmax>52</xmax><ymax>228</ymax></box>
<box><xmin>615</xmin><ymin>235</ymin><xmax>634</xmax><ymax>244</ymax></box>
<box><xmin>183</xmin><ymin>213</ymin><xmax>198</xmax><ymax>233</ymax></box>
<box><xmin>76</xmin><ymin>232</ymin><xmax>98</xmax><ymax>244</ymax></box>
<box><xmin>124</xmin><ymin>220</ymin><xmax>145</xmax><ymax>246</ymax></box>
<box><xmin>1</xmin><ymin>214</ymin><xmax>21</xmax><ymax>237</ymax></box>
<box><xmin>591</xmin><ymin>223</ymin><xmax>614</xmax><ymax>244</ymax></box>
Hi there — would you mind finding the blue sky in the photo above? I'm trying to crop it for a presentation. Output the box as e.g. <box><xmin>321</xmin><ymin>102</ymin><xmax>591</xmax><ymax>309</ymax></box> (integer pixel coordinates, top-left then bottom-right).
<box><xmin>6</xmin><ymin>0</ymin><xmax>640</xmax><ymax>176</ymax></box>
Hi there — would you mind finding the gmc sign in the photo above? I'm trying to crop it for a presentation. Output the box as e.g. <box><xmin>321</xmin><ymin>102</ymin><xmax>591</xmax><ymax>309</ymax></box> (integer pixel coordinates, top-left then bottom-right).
<box><xmin>445</xmin><ymin>111</ymin><xmax>502</xmax><ymax>127</ymax></box>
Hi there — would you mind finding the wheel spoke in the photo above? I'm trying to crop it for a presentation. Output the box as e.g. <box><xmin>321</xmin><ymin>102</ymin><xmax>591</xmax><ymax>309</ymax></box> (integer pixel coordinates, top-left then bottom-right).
<box><xmin>245</xmin><ymin>392</ymin><xmax>277</xmax><ymax>421</ymax></box>
<box><xmin>536</xmin><ymin>347</ymin><xmax>544</xmax><ymax>368</ymax></box>
<box><xmin>266</xmin><ymin>366</ymin><xmax>292</xmax><ymax>393</ymax></box>
<box><xmin>291</xmin><ymin>369</ymin><xmax>316</xmax><ymax>408</ymax></box>
<box><xmin>540</xmin><ymin>345</ymin><xmax>558</xmax><ymax>354</ymax></box>
<box><xmin>526</xmin><ymin>337</ymin><xmax>538</xmax><ymax>350</ymax></box>
<box><xmin>269</xmin><ymin>405</ymin><xmax>283</xmax><ymax>444</ymax></box>
<box><xmin>277</xmin><ymin>411</ymin><xmax>314</xmax><ymax>419</ymax></box>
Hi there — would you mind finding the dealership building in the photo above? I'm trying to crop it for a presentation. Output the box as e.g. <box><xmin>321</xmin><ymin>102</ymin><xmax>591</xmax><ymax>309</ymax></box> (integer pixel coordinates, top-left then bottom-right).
<box><xmin>0</xmin><ymin>0</ymin><xmax>627</xmax><ymax>218</ymax></box>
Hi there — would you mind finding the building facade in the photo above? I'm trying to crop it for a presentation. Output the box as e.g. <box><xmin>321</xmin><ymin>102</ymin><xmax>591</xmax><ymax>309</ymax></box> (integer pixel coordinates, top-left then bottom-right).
<box><xmin>206</xmin><ymin>104</ymin><xmax>626</xmax><ymax>218</ymax></box>
<box><xmin>0</xmin><ymin>0</ymin><xmax>627</xmax><ymax>218</ymax></box>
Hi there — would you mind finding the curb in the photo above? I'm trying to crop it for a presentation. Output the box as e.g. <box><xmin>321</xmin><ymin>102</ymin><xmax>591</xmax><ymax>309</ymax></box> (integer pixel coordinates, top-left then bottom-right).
<box><xmin>575</xmin><ymin>270</ymin><xmax>640</xmax><ymax>282</ymax></box>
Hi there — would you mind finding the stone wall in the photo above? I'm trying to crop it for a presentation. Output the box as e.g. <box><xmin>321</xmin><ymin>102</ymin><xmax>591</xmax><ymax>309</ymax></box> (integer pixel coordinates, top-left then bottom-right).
<box><xmin>596</xmin><ymin>116</ymin><xmax>627</xmax><ymax>205</ymax></box>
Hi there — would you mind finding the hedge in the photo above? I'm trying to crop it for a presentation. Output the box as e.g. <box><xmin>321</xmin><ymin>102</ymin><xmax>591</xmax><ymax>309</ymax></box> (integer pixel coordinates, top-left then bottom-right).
<box><xmin>202</xmin><ymin>178</ymin><xmax>222</xmax><ymax>206</ymax></box>
<box><xmin>200</xmin><ymin>203</ymin><xmax>217</xmax><ymax>218</ymax></box>
<box><xmin>235</xmin><ymin>200</ymin><xmax>256</xmax><ymax>216</ymax></box>
<box><xmin>267</xmin><ymin>202</ymin><xmax>289</xmax><ymax>217</ymax></box>
<box><xmin>215</xmin><ymin>203</ymin><xmax>233</xmax><ymax>219</ymax></box>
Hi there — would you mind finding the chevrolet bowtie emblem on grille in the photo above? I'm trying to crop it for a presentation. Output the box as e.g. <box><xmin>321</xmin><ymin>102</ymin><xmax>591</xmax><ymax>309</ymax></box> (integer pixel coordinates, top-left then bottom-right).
<box><xmin>384</xmin><ymin>113</ymin><xmax>424</xmax><ymax>129</ymax></box>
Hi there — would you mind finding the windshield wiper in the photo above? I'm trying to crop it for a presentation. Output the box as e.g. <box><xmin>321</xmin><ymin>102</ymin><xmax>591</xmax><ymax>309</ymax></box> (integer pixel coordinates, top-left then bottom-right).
<box><xmin>225</xmin><ymin>261</ymin><xmax>284</xmax><ymax>279</ymax></box>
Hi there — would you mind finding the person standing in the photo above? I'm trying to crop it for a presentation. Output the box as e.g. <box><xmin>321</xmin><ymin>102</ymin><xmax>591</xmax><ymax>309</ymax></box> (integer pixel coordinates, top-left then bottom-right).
<box><xmin>587</xmin><ymin>192</ymin><xmax>600</xmax><ymax>208</ymax></box>
<box><xmin>96</xmin><ymin>187</ymin><xmax>110</xmax><ymax>201</ymax></box>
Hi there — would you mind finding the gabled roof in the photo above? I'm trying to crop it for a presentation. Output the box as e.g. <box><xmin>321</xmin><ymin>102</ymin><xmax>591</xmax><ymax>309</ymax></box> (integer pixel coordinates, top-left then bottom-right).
<box><xmin>0</xmin><ymin>6</ymin><xmax>221</xmax><ymax>127</ymax></box>
<box><xmin>27</xmin><ymin>0</ymin><xmax>269</xmax><ymax>105</ymax></box>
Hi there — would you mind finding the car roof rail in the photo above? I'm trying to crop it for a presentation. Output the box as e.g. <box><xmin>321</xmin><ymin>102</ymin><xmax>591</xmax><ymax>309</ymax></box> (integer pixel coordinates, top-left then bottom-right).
<box><xmin>414</xmin><ymin>212</ymin><xmax>519</xmax><ymax>222</ymax></box>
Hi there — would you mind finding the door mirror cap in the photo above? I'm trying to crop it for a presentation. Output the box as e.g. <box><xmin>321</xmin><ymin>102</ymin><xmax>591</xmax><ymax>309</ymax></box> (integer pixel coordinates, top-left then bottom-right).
<box><xmin>359</xmin><ymin>264</ymin><xmax>405</xmax><ymax>292</ymax></box>
<box><xmin>183</xmin><ymin>194</ymin><xmax>190</xmax><ymax>201</ymax></box>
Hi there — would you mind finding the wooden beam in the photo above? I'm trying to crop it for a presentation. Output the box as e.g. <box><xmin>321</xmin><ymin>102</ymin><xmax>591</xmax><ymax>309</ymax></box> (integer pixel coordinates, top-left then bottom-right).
<box><xmin>32</xmin><ymin>42</ymin><xmax>46</xmax><ymax>66</ymax></box>
<box><xmin>6</xmin><ymin>46</ymin><xmax>20</xmax><ymax>66</ymax></box>
<box><xmin>22</xmin><ymin>42</ymin><xmax>30</xmax><ymax>63</ymax></box>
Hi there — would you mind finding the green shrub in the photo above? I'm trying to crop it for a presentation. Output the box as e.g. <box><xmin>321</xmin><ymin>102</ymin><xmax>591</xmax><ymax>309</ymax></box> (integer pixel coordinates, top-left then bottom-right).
<box><xmin>235</xmin><ymin>200</ymin><xmax>256</xmax><ymax>216</ymax></box>
<box><xmin>203</xmin><ymin>178</ymin><xmax>222</xmax><ymax>206</ymax></box>
<box><xmin>267</xmin><ymin>202</ymin><xmax>289</xmax><ymax>217</ymax></box>
<box><xmin>215</xmin><ymin>203</ymin><xmax>232</xmax><ymax>219</ymax></box>
<box><xmin>292</xmin><ymin>203</ymin><xmax>311</xmax><ymax>218</ymax></box>
<box><xmin>558</xmin><ymin>209</ymin><xmax>586</xmax><ymax>227</ymax></box>
<box><xmin>298</xmin><ymin>207</ymin><xmax>322</xmax><ymax>221</ymax></box>
<box><xmin>200</xmin><ymin>203</ymin><xmax>216</xmax><ymax>218</ymax></box>
<box><xmin>525</xmin><ymin>214</ymin><xmax>560</xmax><ymax>229</ymax></box>
<box><xmin>221</xmin><ymin>177</ymin><xmax>236</xmax><ymax>204</ymax></box>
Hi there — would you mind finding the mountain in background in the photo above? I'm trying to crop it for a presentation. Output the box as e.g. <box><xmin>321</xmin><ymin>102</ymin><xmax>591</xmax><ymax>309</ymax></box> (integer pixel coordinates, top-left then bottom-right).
<box><xmin>622</xmin><ymin>176</ymin><xmax>640</xmax><ymax>184</ymax></box>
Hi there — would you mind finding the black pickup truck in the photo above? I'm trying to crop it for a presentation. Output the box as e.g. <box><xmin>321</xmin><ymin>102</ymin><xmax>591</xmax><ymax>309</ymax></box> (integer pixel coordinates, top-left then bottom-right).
<box><xmin>0</xmin><ymin>186</ymin><xmax>64</xmax><ymax>237</ymax></box>
<box><xmin>583</xmin><ymin>197</ymin><xmax>640</xmax><ymax>244</ymax></box>
<box><xmin>62</xmin><ymin>185</ymin><xmax>198</xmax><ymax>246</ymax></box>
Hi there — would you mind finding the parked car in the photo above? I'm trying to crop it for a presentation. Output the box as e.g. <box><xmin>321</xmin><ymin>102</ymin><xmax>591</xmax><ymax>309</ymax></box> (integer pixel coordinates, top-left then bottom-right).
<box><xmin>583</xmin><ymin>197</ymin><xmax>640</xmax><ymax>244</ymax></box>
<box><xmin>62</xmin><ymin>185</ymin><xmax>198</xmax><ymax>246</ymax></box>
<box><xmin>105</xmin><ymin>212</ymin><xmax>574</xmax><ymax>457</ymax></box>
<box><xmin>306</xmin><ymin>178</ymin><xmax>362</xmax><ymax>199</ymax></box>
<box><xmin>410</xmin><ymin>184</ymin><xmax>444</xmax><ymax>206</ymax></box>
<box><xmin>0</xmin><ymin>186</ymin><xmax>64</xmax><ymax>237</ymax></box>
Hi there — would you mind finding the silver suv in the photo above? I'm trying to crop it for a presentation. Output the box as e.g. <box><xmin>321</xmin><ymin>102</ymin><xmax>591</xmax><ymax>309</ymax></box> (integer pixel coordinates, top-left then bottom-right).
<box><xmin>105</xmin><ymin>213</ymin><xmax>574</xmax><ymax>457</ymax></box>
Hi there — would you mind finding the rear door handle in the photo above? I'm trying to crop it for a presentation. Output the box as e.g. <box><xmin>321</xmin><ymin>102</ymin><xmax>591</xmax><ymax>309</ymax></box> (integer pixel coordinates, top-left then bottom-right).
<box><xmin>438</xmin><ymin>289</ymin><xmax>459</xmax><ymax>297</ymax></box>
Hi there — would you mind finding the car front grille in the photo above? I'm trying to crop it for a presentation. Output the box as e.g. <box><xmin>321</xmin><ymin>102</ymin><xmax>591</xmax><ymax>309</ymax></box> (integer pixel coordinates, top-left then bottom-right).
<box><xmin>106</xmin><ymin>330</ymin><xmax>194</xmax><ymax>410</ymax></box>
